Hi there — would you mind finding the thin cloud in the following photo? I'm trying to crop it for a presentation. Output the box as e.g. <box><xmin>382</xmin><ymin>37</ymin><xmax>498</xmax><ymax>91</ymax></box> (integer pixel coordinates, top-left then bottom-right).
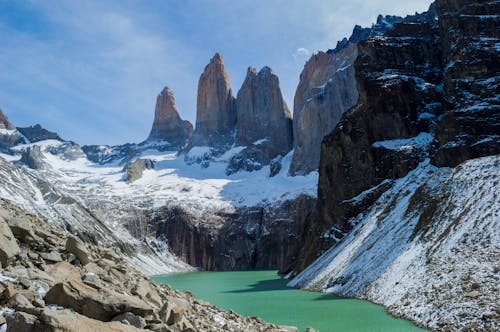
<box><xmin>0</xmin><ymin>0</ymin><xmax>433</xmax><ymax>145</ymax></box>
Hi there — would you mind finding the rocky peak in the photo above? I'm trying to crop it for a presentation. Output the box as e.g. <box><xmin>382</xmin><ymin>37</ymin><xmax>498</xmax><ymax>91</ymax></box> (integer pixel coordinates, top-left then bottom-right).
<box><xmin>17</xmin><ymin>124</ymin><xmax>63</xmax><ymax>143</ymax></box>
<box><xmin>289</xmin><ymin>43</ymin><xmax>359</xmax><ymax>175</ymax></box>
<box><xmin>235</xmin><ymin>65</ymin><xmax>293</xmax><ymax>157</ymax></box>
<box><xmin>191</xmin><ymin>53</ymin><xmax>236</xmax><ymax>147</ymax></box>
<box><xmin>0</xmin><ymin>108</ymin><xmax>22</xmax><ymax>151</ymax></box>
<box><xmin>147</xmin><ymin>86</ymin><xmax>193</xmax><ymax>147</ymax></box>
<box><xmin>0</xmin><ymin>109</ymin><xmax>15</xmax><ymax>130</ymax></box>
<box><xmin>289</xmin><ymin>3</ymin><xmax>439</xmax><ymax>176</ymax></box>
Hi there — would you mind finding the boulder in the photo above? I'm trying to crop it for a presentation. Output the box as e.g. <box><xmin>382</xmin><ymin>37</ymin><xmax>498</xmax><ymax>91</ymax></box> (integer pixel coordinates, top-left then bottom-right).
<box><xmin>45</xmin><ymin>262</ymin><xmax>81</xmax><ymax>284</ymax></box>
<box><xmin>10</xmin><ymin>293</ymin><xmax>34</xmax><ymax>309</ymax></box>
<box><xmin>65</xmin><ymin>236</ymin><xmax>90</xmax><ymax>265</ymax></box>
<box><xmin>191</xmin><ymin>53</ymin><xmax>237</xmax><ymax>147</ymax></box>
<box><xmin>19</xmin><ymin>146</ymin><xmax>46</xmax><ymax>170</ymax></box>
<box><xmin>0</xmin><ymin>216</ymin><xmax>20</xmax><ymax>267</ymax></box>
<box><xmin>6</xmin><ymin>216</ymin><xmax>37</xmax><ymax>244</ymax></box>
<box><xmin>5</xmin><ymin>311</ymin><xmax>39</xmax><ymax>332</ymax></box>
<box><xmin>39</xmin><ymin>251</ymin><xmax>63</xmax><ymax>263</ymax></box>
<box><xmin>124</xmin><ymin>158</ymin><xmax>154</xmax><ymax>183</ymax></box>
<box><xmin>111</xmin><ymin>312</ymin><xmax>146</xmax><ymax>328</ymax></box>
<box><xmin>147</xmin><ymin>86</ymin><xmax>193</xmax><ymax>146</ymax></box>
<box><xmin>44</xmin><ymin>278</ymin><xmax>153</xmax><ymax>321</ymax></box>
<box><xmin>235</xmin><ymin>66</ymin><xmax>293</xmax><ymax>158</ymax></box>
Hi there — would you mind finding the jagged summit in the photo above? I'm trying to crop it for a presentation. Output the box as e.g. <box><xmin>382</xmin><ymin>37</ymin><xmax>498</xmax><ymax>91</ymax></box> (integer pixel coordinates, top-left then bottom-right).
<box><xmin>191</xmin><ymin>53</ymin><xmax>236</xmax><ymax>147</ymax></box>
<box><xmin>235</xmin><ymin>65</ymin><xmax>293</xmax><ymax>157</ymax></box>
<box><xmin>17</xmin><ymin>124</ymin><xmax>63</xmax><ymax>143</ymax></box>
<box><xmin>147</xmin><ymin>86</ymin><xmax>193</xmax><ymax>146</ymax></box>
<box><xmin>0</xmin><ymin>108</ymin><xmax>15</xmax><ymax>130</ymax></box>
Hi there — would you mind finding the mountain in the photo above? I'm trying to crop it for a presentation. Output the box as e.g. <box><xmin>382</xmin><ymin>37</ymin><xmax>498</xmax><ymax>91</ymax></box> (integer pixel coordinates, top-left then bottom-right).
<box><xmin>0</xmin><ymin>109</ymin><xmax>23</xmax><ymax>151</ymax></box>
<box><xmin>0</xmin><ymin>1</ymin><xmax>497</xmax><ymax>331</ymax></box>
<box><xmin>146</xmin><ymin>86</ymin><xmax>193</xmax><ymax>147</ymax></box>
<box><xmin>191</xmin><ymin>53</ymin><xmax>237</xmax><ymax>147</ymax></box>
<box><xmin>17</xmin><ymin>124</ymin><xmax>63</xmax><ymax>143</ymax></box>
<box><xmin>287</xmin><ymin>0</ymin><xmax>499</xmax><ymax>330</ymax></box>
<box><xmin>289</xmin><ymin>4</ymin><xmax>439</xmax><ymax>175</ymax></box>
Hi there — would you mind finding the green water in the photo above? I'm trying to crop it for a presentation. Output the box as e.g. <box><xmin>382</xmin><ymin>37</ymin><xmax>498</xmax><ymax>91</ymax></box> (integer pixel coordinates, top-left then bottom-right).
<box><xmin>152</xmin><ymin>270</ymin><xmax>425</xmax><ymax>332</ymax></box>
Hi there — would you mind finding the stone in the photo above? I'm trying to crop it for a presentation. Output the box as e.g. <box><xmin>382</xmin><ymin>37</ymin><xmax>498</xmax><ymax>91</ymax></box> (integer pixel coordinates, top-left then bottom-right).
<box><xmin>44</xmin><ymin>279</ymin><xmax>153</xmax><ymax>321</ymax></box>
<box><xmin>191</xmin><ymin>53</ymin><xmax>237</xmax><ymax>147</ymax></box>
<box><xmin>38</xmin><ymin>308</ymin><xmax>145</xmax><ymax>332</ymax></box>
<box><xmin>10</xmin><ymin>293</ymin><xmax>34</xmax><ymax>309</ymax></box>
<box><xmin>147</xmin><ymin>86</ymin><xmax>193</xmax><ymax>146</ymax></box>
<box><xmin>5</xmin><ymin>311</ymin><xmax>39</xmax><ymax>332</ymax></box>
<box><xmin>45</xmin><ymin>262</ymin><xmax>81</xmax><ymax>284</ymax></box>
<box><xmin>111</xmin><ymin>312</ymin><xmax>146</xmax><ymax>328</ymax></box>
<box><xmin>0</xmin><ymin>216</ymin><xmax>20</xmax><ymax>267</ymax></box>
<box><xmin>124</xmin><ymin>158</ymin><xmax>155</xmax><ymax>183</ymax></box>
<box><xmin>131</xmin><ymin>279</ymin><xmax>163</xmax><ymax>308</ymax></box>
<box><xmin>6</xmin><ymin>216</ymin><xmax>37</xmax><ymax>244</ymax></box>
<box><xmin>39</xmin><ymin>251</ymin><xmax>63</xmax><ymax>263</ymax></box>
<box><xmin>65</xmin><ymin>236</ymin><xmax>90</xmax><ymax>265</ymax></box>
<box><xmin>235</xmin><ymin>66</ymin><xmax>293</xmax><ymax>158</ymax></box>
<box><xmin>19</xmin><ymin>146</ymin><xmax>46</xmax><ymax>170</ymax></box>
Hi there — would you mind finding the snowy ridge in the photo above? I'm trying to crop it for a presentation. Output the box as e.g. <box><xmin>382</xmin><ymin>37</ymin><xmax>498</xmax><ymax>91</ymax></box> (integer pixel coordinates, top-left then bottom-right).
<box><xmin>0</xmin><ymin>139</ymin><xmax>316</xmax><ymax>273</ymax></box>
<box><xmin>289</xmin><ymin>155</ymin><xmax>499</xmax><ymax>330</ymax></box>
<box><xmin>0</xmin><ymin>154</ymin><xmax>192</xmax><ymax>275</ymax></box>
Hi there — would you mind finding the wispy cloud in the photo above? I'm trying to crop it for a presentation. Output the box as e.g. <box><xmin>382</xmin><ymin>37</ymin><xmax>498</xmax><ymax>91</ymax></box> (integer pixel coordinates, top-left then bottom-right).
<box><xmin>0</xmin><ymin>0</ymin><xmax>433</xmax><ymax>145</ymax></box>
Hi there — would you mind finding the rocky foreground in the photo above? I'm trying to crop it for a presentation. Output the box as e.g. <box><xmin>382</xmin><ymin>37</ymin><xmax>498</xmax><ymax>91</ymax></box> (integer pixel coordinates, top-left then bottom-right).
<box><xmin>0</xmin><ymin>199</ymin><xmax>297</xmax><ymax>332</ymax></box>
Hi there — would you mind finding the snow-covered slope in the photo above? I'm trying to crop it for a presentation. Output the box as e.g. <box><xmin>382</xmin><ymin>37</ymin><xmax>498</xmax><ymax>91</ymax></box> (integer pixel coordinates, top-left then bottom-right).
<box><xmin>0</xmin><ymin>139</ymin><xmax>317</xmax><ymax>273</ymax></box>
<box><xmin>0</xmin><ymin>149</ymin><xmax>192</xmax><ymax>275</ymax></box>
<box><xmin>289</xmin><ymin>155</ymin><xmax>499</xmax><ymax>330</ymax></box>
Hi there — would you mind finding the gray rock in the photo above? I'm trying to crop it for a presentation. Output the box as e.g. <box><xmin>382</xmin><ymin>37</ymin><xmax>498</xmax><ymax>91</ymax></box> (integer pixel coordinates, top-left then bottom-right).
<box><xmin>17</xmin><ymin>124</ymin><xmax>63</xmax><ymax>143</ymax></box>
<box><xmin>40</xmin><ymin>251</ymin><xmax>63</xmax><ymax>263</ymax></box>
<box><xmin>191</xmin><ymin>53</ymin><xmax>237</xmax><ymax>147</ymax></box>
<box><xmin>147</xmin><ymin>87</ymin><xmax>193</xmax><ymax>146</ymax></box>
<box><xmin>44</xmin><ymin>279</ymin><xmax>154</xmax><ymax>321</ymax></box>
<box><xmin>19</xmin><ymin>146</ymin><xmax>46</xmax><ymax>170</ymax></box>
<box><xmin>289</xmin><ymin>44</ymin><xmax>359</xmax><ymax>175</ymax></box>
<box><xmin>124</xmin><ymin>158</ymin><xmax>155</xmax><ymax>183</ymax></box>
<box><xmin>65</xmin><ymin>236</ymin><xmax>90</xmax><ymax>265</ymax></box>
<box><xmin>10</xmin><ymin>293</ymin><xmax>34</xmax><ymax>309</ymax></box>
<box><xmin>235</xmin><ymin>66</ymin><xmax>293</xmax><ymax>158</ymax></box>
<box><xmin>6</xmin><ymin>216</ymin><xmax>37</xmax><ymax>244</ymax></box>
<box><xmin>5</xmin><ymin>311</ymin><xmax>39</xmax><ymax>332</ymax></box>
<box><xmin>0</xmin><ymin>216</ymin><xmax>20</xmax><ymax>267</ymax></box>
<box><xmin>112</xmin><ymin>312</ymin><xmax>146</xmax><ymax>328</ymax></box>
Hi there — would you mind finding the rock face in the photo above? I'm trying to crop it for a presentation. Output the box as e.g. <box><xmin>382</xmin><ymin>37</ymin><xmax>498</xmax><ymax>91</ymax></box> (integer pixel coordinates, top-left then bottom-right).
<box><xmin>0</xmin><ymin>109</ymin><xmax>15</xmax><ymax>130</ymax></box>
<box><xmin>153</xmin><ymin>195</ymin><xmax>316</xmax><ymax>271</ymax></box>
<box><xmin>0</xmin><ymin>216</ymin><xmax>20</xmax><ymax>267</ymax></box>
<box><xmin>124</xmin><ymin>158</ymin><xmax>154</xmax><ymax>183</ymax></box>
<box><xmin>191</xmin><ymin>53</ymin><xmax>237</xmax><ymax>147</ymax></box>
<box><xmin>17</xmin><ymin>124</ymin><xmax>63</xmax><ymax>143</ymax></box>
<box><xmin>293</xmin><ymin>6</ymin><xmax>444</xmax><ymax>272</ymax></box>
<box><xmin>147</xmin><ymin>86</ymin><xmax>193</xmax><ymax>147</ymax></box>
<box><xmin>431</xmin><ymin>0</ymin><xmax>500</xmax><ymax>166</ymax></box>
<box><xmin>0</xmin><ymin>109</ymin><xmax>22</xmax><ymax>151</ymax></box>
<box><xmin>236</xmin><ymin>66</ymin><xmax>293</xmax><ymax>158</ymax></box>
<box><xmin>288</xmin><ymin>5</ymin><xmax>439</xmax><ymax>176</ymax></box>
<box><xmin>19</xmin><ymin>146</ymin><xmax>46</xmax><ymax>170</ymax></box>
<box><xmin>289</xmin><ymin>44</ymin><xmax>359</xmax><ymax>175</ymax></box>
<box><xmin>0</xmin><ymin>198</ymin><xmax>292</xmax><ymax>332</ymax></box>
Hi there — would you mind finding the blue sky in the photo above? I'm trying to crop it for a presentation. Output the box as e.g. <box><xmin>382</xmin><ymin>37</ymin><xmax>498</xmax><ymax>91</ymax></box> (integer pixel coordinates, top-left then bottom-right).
<box><xmin>0</xmin><ymin>0</ymin><xmax>433</xmax><ymax>145</ymax></box>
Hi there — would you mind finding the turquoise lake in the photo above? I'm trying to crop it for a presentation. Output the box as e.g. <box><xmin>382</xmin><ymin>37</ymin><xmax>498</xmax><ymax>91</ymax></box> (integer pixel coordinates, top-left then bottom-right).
<box><xmin>152</xmin><ymin>270</ymin><xmax>425</xmax><ymax>332</ymax></box>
